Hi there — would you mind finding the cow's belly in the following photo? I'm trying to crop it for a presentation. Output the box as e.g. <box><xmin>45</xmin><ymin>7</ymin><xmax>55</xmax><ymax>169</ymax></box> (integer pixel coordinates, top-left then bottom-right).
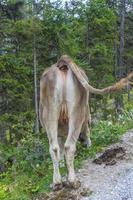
<box><xmin>58</xmin><ymin>123</ymin><xmax>68</xmax><ymax>137</ymax></box>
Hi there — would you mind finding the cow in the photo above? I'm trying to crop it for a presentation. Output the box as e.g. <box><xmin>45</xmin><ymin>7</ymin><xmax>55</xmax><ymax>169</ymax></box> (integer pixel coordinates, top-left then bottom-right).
<box><xmin>39</xmin><ymin>55</ymin><xmax>133</xmax><ymax>190</ymax></box>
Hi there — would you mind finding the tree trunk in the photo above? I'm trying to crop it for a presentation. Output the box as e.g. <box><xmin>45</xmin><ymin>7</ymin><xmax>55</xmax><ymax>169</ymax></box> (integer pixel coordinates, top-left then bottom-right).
<box><xmin>33</xmin><ymin>34</ymin><xmax>39</xmax><ymax>133</ymax></box>
<box><xmin>0</xmin><ymin>126</ymin><xmax>6</xmax><ymax>144</ymax></box>
<box><xmin>115</xmin><ymin>0</ymin><xmax>125</xmax><ymax>114</ymax></box>
<box><xmin>33</xmin><ymin>1</ymin><xmax>39</xmax><ymax>133</ymax></box>
<box><xmin>127</xmin><ymin>85</ymin><xmax>131</xmax><ymax>101</ymax></box>
<box><xmin>119</xmin><ymin>0</ymin><xmax>125</xmax><ymax>73</ymax></box>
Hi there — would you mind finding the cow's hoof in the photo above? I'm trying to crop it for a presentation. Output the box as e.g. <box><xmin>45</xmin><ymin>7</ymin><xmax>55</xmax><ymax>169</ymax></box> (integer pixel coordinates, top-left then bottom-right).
<box><xmin>68</xmin><ymin>180</ymin><xmax>81</xmax><ymax>189</ymax></box>
<box><xmin>52</xmin><ymin>183</ymin><xmax>63</xmax><ymax>191</ymax></box>
<box><xmin>79</xmin><ymin>137</ymin><xmax>92</xmax><ymax>148</ymax></box>
<box><xmin>87</xmin><ymin>138</ymin><xmax>92</xmax><ymax>148</ymax></box>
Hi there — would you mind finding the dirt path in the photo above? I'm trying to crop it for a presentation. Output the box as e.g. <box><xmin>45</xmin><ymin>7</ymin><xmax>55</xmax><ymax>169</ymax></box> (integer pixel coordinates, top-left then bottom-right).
<box><xmin>37</xmin><ymin>130</ymin><xmax>133</xmax><ymax>200</ymax></box>
<box><xmin>79</xmin><ymin>129</ymin><xmax>133</xmax><ymax>200</ymax></box>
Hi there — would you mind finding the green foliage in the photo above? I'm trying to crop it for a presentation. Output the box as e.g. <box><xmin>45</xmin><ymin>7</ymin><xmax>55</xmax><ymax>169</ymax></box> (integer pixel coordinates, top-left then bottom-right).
<box><xmin>0</xmin><ymin>0</ymin><xmax>133</xmax><ymax>199</ymax></box>
<box><xmin>75</xmin><ymin>107</ymin><xmax>133</xmax><ymax>169</ymax></box>
<box><xmin>0</xmin><ymin>129</ymin><xmax>51</xmax><ymax>200</ymax></box>
<box><xmin>0</xmin><ymin>102</ymin><xmax>133</xmax><ymax>200</ymax></box>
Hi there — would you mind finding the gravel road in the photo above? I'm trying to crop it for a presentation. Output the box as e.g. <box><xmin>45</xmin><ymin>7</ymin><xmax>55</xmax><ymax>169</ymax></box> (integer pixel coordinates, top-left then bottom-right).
<box><xmin>37</xmin><ymin>130</ymin><xmax>133</xmax><ymax>200</ymax></box>
<box><xmin>78</xmin><ymin>130</ymin><xmax>133</xmax><ymax>200</ymax></box>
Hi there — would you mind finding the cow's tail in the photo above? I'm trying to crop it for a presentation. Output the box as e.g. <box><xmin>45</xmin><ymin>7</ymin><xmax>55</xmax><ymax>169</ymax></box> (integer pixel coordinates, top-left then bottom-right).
<box><xmin>57</xmin><ymin>55</ymin><xmax>133</xmax><ymax>95</ymax></box>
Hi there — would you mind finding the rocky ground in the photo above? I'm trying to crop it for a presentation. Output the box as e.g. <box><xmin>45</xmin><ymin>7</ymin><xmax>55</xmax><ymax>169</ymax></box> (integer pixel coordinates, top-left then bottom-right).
<box><xmin>79</xmin><ymin>129</ymin><xmax>133</xmax><ymax>200</ymax></box>
<box><xmin>36</xmin><ymin>129</ymin><xmax>133</xmax><ymax>200</ymax></box>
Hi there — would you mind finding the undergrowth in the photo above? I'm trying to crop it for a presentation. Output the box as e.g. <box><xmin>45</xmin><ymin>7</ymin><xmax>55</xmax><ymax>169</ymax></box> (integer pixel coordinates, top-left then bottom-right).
<box><xmin>0</xmin><ymin>101</ymin><xmax>133</xmax><ymax>200</ymax></box>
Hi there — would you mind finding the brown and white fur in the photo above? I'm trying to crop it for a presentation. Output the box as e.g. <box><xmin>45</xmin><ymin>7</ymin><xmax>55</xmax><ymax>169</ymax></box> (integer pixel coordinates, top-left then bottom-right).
<box><xmin>39</xmin><ymin>55</ymin><xmax>133</xmax><ymax>190</ymax></box>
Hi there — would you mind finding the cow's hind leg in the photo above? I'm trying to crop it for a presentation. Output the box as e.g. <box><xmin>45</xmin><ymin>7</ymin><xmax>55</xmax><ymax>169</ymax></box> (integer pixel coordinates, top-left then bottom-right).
<box><xmin>64</xmin><ymin>109</ymin><xmax>84</xmax><ymax>189</ymax></box>
<box><xmin>79</xmin><ymin>106</ymin><xmax>91</xmax><ymax>148</ymax></box>
<box><xmin>79</xmin><ymin>123</ymin><xmax>91</xmax><ymax>148</ymax></box>
<box><xmin>43</xmin><ymin>108</ymin><xmax>62</xmax><ymax>190</ymax></box>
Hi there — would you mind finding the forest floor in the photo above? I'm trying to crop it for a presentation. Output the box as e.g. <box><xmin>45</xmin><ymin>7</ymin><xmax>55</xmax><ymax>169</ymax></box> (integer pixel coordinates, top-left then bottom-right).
<box><xmin>37</xmin><ymin>129</ymin><xmax>133</xmax><ymax>200</ymax></box>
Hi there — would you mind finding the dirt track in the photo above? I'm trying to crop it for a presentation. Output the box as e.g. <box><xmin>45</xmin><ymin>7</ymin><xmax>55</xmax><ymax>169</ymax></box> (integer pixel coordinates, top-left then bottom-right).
<box><xmin>79</xmin><ymin>129</ymin><xmax>133</xmax><ymax>200</ymax></box>
<box><xmin>36</xmin><ymin>129</ymin><xmax>133</xmax><ymax>200</ymax></box>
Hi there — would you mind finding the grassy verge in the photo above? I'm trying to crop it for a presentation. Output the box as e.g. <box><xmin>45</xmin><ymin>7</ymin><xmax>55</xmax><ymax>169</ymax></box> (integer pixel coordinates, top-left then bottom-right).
<box><xmin>0</xmin><ymin>101</ymin><xmax>133</xmax><ymax>200</ymax></box>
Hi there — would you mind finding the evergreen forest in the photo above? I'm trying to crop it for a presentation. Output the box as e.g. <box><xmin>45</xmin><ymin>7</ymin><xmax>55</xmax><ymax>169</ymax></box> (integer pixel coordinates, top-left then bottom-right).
<box><xmin>0</xmin><ymin>0</ymin><xmax>133</xmax><ymax>199</ymax></box>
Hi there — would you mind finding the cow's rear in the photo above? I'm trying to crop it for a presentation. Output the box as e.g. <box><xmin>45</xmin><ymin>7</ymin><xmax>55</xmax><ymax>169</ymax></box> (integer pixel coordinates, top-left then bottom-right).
<box><xmin>39</xmin><ymin>59</ymin><xmax>90</xmax><ymax>190</ymax></box>
<box><xmin>40</xmin><ymin>55</ymin><xmax>133</xmax><ymax>191</ymax></box>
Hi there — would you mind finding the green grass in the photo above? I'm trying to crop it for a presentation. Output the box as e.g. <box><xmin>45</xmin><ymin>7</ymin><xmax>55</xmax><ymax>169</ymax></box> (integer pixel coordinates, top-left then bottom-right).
<box><xmin>0</xmin><ymin>100</ymin><xmax>133</xmax><ymax>200</ymax></box>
